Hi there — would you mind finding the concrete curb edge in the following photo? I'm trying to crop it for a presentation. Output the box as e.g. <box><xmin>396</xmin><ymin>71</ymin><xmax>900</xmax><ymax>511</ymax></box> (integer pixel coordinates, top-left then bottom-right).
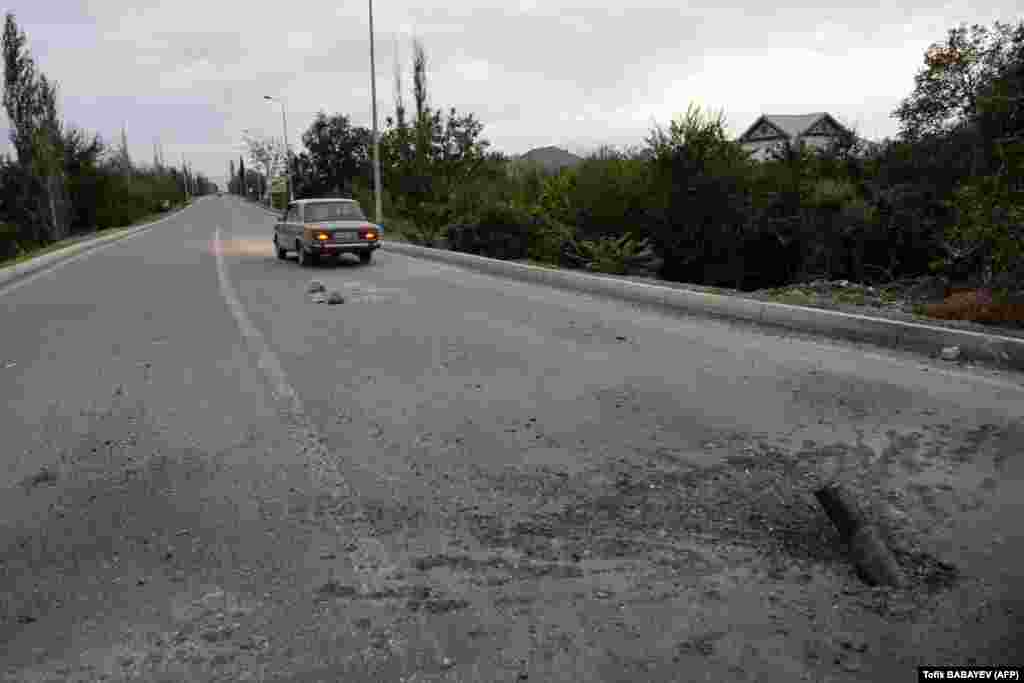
<box><xmin>380</xmin><ymin>240</ymin><xmax>1024</xmax><ymax>373</ymax></box>
<box><xmin>237</xmin><ymin>197</ymin><xmax>1023</xmax><ymax>372</ymax></box>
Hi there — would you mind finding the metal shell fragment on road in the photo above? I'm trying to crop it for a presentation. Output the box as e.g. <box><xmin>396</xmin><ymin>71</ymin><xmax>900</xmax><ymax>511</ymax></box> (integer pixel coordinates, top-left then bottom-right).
<box><xmin>814</xmin><ymin>483</ymin><xmax>904</xmax><ymax>587</ymax></box>
<box><xmin>307</xmin><ymin>281</ymin><xmax>326</xmax><ymax>294</ymax></box>
<box><xmin>326</xmin><ymin>291</ymin><xmax>345</xmax><ymax>305</ymax></box>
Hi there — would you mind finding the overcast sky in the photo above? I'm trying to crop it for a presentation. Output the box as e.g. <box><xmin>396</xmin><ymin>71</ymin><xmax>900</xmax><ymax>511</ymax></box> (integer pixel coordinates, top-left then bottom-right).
<box><xmin>2</xmin><ymin>1</ymin><xmax>1020</xmax><ymax>186</ymax></box>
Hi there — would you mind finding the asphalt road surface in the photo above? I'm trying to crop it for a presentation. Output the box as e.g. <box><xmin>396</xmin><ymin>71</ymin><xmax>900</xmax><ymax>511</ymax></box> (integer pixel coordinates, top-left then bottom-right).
<box><xmin>2</xmin><ymin>197</ymin><xmax>1023</xmax><ymax>682</ymax></box>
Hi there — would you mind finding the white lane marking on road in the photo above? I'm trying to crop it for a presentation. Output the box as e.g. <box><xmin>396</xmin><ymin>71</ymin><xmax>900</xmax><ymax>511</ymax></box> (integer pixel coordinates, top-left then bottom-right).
<box><xmin>213</xmin><ymin>226</ymin><xmax>352</xmax><ymax>496</ymax></box>
<box><xmin>0</xmin><ymin>209</ymin><xmax>188</xmax><ymax>298</ymax></box>
<box><xmin>214</xmin><ymin>227</ymin><xmax>298</xmax><ymax>407</ymax></box>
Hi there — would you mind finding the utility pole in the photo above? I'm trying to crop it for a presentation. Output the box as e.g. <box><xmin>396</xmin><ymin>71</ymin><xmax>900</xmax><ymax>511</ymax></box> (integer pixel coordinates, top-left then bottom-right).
<box><xmin>368</xmin><ymin>0</ymin><xmax>383</xmax><ymax>226</ymax></box>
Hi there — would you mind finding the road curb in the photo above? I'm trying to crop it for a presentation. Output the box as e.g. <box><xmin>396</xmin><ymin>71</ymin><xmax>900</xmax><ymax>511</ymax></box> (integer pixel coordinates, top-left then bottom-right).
<box><xmin>0</xmin><ymin>200</ymin><xmax>198</xmax><ymax>291</ymax></box>
<box><xmin>380</xmin><ymin>240</ymin><xmax>1024</xmax><ymax>373</ymax></box>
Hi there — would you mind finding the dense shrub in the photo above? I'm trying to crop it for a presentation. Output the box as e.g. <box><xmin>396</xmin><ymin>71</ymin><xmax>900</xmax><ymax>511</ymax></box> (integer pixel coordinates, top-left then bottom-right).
<box><xmin>92</xmin><ymin>167</ymin><xmax>181</xmax><ymax>230</ymax></box>
<box><xmin>564</xmin><ymin>234</ymin><xmax>649</xmax><ymax>275</ymax></box>
<box><xmin>566</xmin><ymin>150</ymin><xmax>655</xmax><ymax>241</ymax></box>
<box><xmin>0</xmin><ymin>221</ymin><xmax>19</xmax><ymax>259</ymax></box>
<box><xmin>527</xmin><ymin>214</ymin><xmax>575</xmax><ymax>265</ymax></box>
<box><xmin>271</xmin><ymin>191</ymin><xmax>287</xmax><ymax>211</ymax></box>
<box><xmin>447</xmin><ymin>203</ymin><xmax>533</xmax><ymax>260</ymax></box>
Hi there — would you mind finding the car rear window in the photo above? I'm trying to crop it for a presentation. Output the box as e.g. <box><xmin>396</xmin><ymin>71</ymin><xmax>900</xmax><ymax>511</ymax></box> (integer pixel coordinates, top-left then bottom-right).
<box><xmin>304</xmin><ymin>202</ymin><xmax>365</xmax><ymax>221</ymax></box>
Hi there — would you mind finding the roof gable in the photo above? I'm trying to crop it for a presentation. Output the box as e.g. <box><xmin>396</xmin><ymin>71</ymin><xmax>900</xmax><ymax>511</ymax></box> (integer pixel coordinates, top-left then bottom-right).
<box><xmin>739</xmin><ymin>112</ymin><xmax>851</xmax><ymax>143</ymax></box>
<box><xmin>803</xmin><ymin>114</ymin><xmax>847</xmax><ymax>137</ymax></box>
<box><xmin>738</xmin><ymin>115</ymin><xmax>789</xmax><ymax>142</ymax></box>
<box><xmin>764</xmin><ymin>113</ymin><xmax>829</xmax><ymax>139</ymax></box>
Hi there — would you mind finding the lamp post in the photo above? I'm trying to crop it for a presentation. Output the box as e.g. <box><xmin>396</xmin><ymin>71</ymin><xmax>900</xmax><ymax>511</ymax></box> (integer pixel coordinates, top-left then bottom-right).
<box><xmin>264</xmin><ymin>95</ymin><xmax>294</xmax><ymax>202</ymax></box>
<box><xmin>368</xmin><ymin>0</ymin><xmax>383</xmax><ymax>225</ymax></box>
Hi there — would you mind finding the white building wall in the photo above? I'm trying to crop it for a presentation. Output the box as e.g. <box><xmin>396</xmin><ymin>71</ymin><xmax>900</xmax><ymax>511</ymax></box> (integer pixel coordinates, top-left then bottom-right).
<box><xmin>741</xmin><ymin>135</ymin><xmax>842</xmax><ymax>161</ymax></box>
<box><xmin>741</xmin><ymin>139</ymin><xmax>788</xmax><ymax>161</ymax></box>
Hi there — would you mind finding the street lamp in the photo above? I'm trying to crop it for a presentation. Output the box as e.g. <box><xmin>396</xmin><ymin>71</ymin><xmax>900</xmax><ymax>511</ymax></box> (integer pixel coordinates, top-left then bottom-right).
<box><xmin>264</xmin><ymin>95</ymin><xmax>295</xmax><ymax>202</ymax></box>
<box><xmin>368</xmin><ymin>0</ymin><xmax>383</xmax><ymax>225</ymax></box>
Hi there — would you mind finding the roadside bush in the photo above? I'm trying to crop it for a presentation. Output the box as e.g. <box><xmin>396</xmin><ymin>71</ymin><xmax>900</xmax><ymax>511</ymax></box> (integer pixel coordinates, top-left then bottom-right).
<box><xmin>506</xmin><ymin>159</ymin><xmax>549</xmax><ymax>210</ymax></box>
<box><xmin>867</xmin><ymin>181</ymin><xmax>950</xmax><ymax>280</ymax></box>
<box><xmin>538</xmin><ymin>170</ymin><xmax>577</xmax><ymax>226</ymax></box>
<box><xmin>92</xmin><ymin>166</ymin><xmax>181</xmax><ymax>230</ymax></box>
<box><xmin>564</xmin><ymin>233</ymin><xmax>648</xmax><ymax>275</ymax></box>
<box><xmin>0</xmin><ymin>221</ymin><xmax>21</xmax><ymax>260</ymax></box>
<box><xmin>527</xmin><ymin>214</ymin><xmax>576</xmax><ymax>265</ymax></box>
<box><xmin>566</xmin><ymin>150</ymin><xmax>655</xmax><ymax>241</ymax></box>
<box><xmin>271</xmin><ymin>191</ymin><xmax>287</xmax><ymax>211</ymax></box>
<box><xmin>447</xmin><ymin>203</ymin><xmax>533</xmax><ymax>260</ymax></box>
<box><xmin>940</xmin><ymin>173</ymin><xmax>1024</xmax><ymax>289</ymax></box>
<box><xmin>642</xmin><ymin>104</ymin><xmax>761</xmax><ymax>288</ymax></box>
<box><xmin>0</xmin><ymin>161</ymin><xmax>49</xmax><ymax>246</ymax></box>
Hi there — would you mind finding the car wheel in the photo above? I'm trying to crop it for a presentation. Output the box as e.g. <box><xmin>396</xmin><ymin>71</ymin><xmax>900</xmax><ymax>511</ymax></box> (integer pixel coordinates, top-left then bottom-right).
<box><xmin>297</xmin><ymin>242</ymin><xmax>312</xmax><ymax>267</ymax></box>
<box><xmin>359</xmin><ymin>251</ymin><xmax>372</xmax><ymax>265</ymax></box>
<box><xmin>275</xmin><ymin>236</ymin><xmax>288</xmax><ymax>260</ymax></box>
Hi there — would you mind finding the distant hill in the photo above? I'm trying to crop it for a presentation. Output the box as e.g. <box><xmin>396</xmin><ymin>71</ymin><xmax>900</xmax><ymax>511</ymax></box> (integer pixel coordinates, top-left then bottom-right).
<box><xmin>514</xmin><ymin>146</ymin><xmax>583</xmax><ymax>173</ymax></box>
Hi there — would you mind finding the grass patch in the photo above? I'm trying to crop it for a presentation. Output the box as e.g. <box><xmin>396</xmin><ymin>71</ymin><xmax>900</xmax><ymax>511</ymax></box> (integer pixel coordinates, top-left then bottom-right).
<box><xmin>521</xmin><ymin>259</ymin><xmax>563</xmax><ymax>270</ymax></box>
<box><xmin>769</xmin><ymin>287</ymin><xmax>816</xmax><ymax>305</ymax></box>
<box><xmin>0</xmin><ymin>205</ymin><xmax>184</xmax><ymax>270</ymax></box>
<box><xmin>879</xmin><ymin>288</ymin><xmax>901</xmax><ymax>304</ymax></box>
<box><xmin>832</xmin><ymin>289</ymin><xmax>867</xmax><ymax>306</ymax></box>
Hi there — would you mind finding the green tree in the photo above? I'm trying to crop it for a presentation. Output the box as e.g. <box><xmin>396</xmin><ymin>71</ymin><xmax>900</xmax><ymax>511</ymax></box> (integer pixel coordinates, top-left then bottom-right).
<box><xmin>894</xmin><ymin>21</ymin><xmax>1023</xmax><ymax>144</ymax></box>
<box><xmin>61</xmin><ymin>125</ymin><xmax>104</xmax><ymax>230</ymax></box>
<box><xmin>974</xmin><ymin>24</ymin><xmax>1024</xmax><ymax>192</ymax></box>
<box><xmin>567</xmin><ymin>146</ymin><xmax>654</xmax><ymax>241</ymax></box>
<box><xmin>242</xmin><ymin>132</ymin><xmax>284</xmax><ymax>204</ymax></box>
<box><xmin>942</xmin><ymin>173</ymin><xmax>1024</xmax><ymax>287</ymax></box>
<box><xmin>644</xmin><ymin>103</ymin><xmax>757</xmax><ymax>286</ymax></box>
<box><xmin>379</xmin><ymin>38</ymin><xmax>498</xmax><ymax>244</ymax></box>
<box><xmin>114</xmin><ymin>123</ymin><xmax>132</xmax><ymax>176</ymax></box>
<box><xmin>2</xmin><ymin>13</ymin><xmax>70</xmax><ymax>242</ymax></box>
<box><xmin>300</xmin><ymin>112</ymin><xmax>372</xmax><ymax>197</ymax></box>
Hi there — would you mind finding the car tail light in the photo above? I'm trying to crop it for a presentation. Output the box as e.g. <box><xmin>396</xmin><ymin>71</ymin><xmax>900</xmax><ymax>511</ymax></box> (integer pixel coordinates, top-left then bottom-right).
<box><xmin>359</xmin><ymin>227</ymin><xmax>378</xmax><ymax>240</ymax></box>
<box><xmin>315</xmin><ymin>232</ymin><xmax>330</xmax><ymax>241</ymax></box>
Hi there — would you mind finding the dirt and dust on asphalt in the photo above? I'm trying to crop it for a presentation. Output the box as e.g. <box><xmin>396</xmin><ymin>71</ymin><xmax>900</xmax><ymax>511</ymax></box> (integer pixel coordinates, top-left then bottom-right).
<box><xmin>4</xmin><ymin>387</ymin><xmax>1023</xmax><ymax>683</ymax></box>
<box><xmin>2</xmin><ymin>201</ymin><xmax>1022</xmax><ymax>682</ymax></box>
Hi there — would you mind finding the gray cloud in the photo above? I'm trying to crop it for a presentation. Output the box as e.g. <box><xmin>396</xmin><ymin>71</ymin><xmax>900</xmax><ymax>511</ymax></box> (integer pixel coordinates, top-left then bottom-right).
<box><xmin>2</xmin><ymin>0</ymin><xmax>1019</xmax><ymax>184</ymax></box>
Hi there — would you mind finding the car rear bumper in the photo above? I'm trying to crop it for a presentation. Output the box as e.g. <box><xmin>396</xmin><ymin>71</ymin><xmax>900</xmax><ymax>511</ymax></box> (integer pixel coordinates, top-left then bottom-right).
<box><xmin>309</xmin><ymin>241</ymin><xmax>380</xmax><ymax>253</ymax></box>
